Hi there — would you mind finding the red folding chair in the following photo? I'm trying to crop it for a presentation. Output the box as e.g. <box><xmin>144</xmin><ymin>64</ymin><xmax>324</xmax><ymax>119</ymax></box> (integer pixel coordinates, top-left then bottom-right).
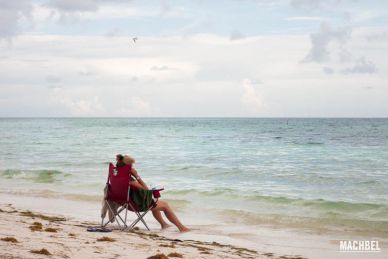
<box><xmin>101</xmin><ymin>163</ymin><xmax>162</xmax><ymax>230</ymax></box>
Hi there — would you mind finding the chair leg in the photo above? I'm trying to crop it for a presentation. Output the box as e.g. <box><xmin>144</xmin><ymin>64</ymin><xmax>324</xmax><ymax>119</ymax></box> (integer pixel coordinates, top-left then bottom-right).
<box><xmin>115</xmin><ymin>207</ymin><xmax>127</xmax><ymax>225</ymax></box>
<box><xmin>138</xmin><ymin>211</ymin><xmax>150</xmax><ymax>230</ymax></box>
<box><xmin>124</xmin><ymin>202</ymin><xmax>152</xmax><ymax>231</ymax></box>
<box><xmin>129</xmin><ymin>209</ymin><xmax>152</xmax><ymax>230</ymax></box>
<box><xmin>106</xmin><ymin>201</ymin><xmax>122</xmax><ymax>228</ymax></box>
<box><xmin>124</xmin><ymin>205</ymin><xmax>128</xmax><ymax>228</ymax></box>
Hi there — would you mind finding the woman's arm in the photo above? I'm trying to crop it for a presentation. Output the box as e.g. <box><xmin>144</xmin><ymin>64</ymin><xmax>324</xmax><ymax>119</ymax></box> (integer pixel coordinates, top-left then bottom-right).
<box><xmin>131</xmin><ymin>168</ymin><xmax>149</xmax><ymax>190</ymax></box>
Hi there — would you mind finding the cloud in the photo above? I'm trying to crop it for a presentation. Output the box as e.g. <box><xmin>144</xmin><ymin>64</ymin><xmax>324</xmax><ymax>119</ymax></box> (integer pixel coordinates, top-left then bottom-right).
<box><xmin>303</xmin><ymin>24</ymin><xmax>380</xmax><ymax>76</ymax></box>
<box><xmin>303</xmin><ymin>23</ymin><xmax>351</xmax><ymax>63</ymax></box>
<box><xmin>341</xmin><ymin>57</ymin><xmax>377</xmax><ymax>74</ymax></box>
<box><xmin>290</xmin><ymin>0</ymin><xmax>340</xmax><ymax>9</ymax></box>
<box><xmin>230</xmin><ymin>30</ymin><xmax>246</xmax><ymax>41</ymax></box>
<box><xmin>83</xmin><ymin>5</ymin><xmax>159</xmax><ymax>19</ymax></box>
<box><xmin>323</xmin><ymin>67</ymin><xmax>334</xmax><ymax>74</ymax></box>
<box><xmin>130</xmin><ymin>96</ymin><xmax>151</xmax><ymax>113</ymax></box>
<box><xmin>344</xmin><ymin>10</ymin><xmax>388</xmax><ymax>23</ymax></box>
<box><xmin>241</xmin><ymin>79</ymin><xmax>265</xmax><ymax>114</ymax></box>
<box><xmin>49</xmin><ymin>89</ymin><xmax>105</xmax><ymax>116</ymax></box>
<box><xmin>104</xmin><ymin>27</ymin><xmax>121</xmax><ymax>37</ymax></box>
<box><xmin>366</xmin><ymin>31</ymin><xmax>388</xmax><ymax>42</ymax></box>
<box><xmin>78</xmin><ymin>70</ymin><xmax>98</xmax><ymax>77</ymax></box>
<box><xmin>43</xmin><ymin>0</ymin><xmax>100</xmax><ymax>23</ymax></box>
<box><xmin>45</xmin><ymin>75</ymin><xmax>62</xmax><ymax>83</ymax></box>
<box><xmin>0</xmin><ymin>0</ymin><xmax>33</xmax><ymax>39</ymax></box>
<box><xmin>175</xmin><ymin>17</ymin><xmax>210</xmax><ymax>36</ymax></box>
<box><xmin>286</xmin><ymin>16</ymin><xmax>324</xmax><ymax>21</ymax></box>
<box><xmin>159</xmin><ymin>0</ymin><xmax>171</xmax><ymax>16</ymax></box>
<box><xmin>1</xmin><ymin>31</ymin><xmax>387</xmax><ymax>117</ymax></box>
<box><xmin>290</xmin><ymin>0</ymin><xmax>323</xmax><ymax>8</ymax></box>
<box><xmin>150</xmin><ymin>65</ymin><xmax>171</xmax><ymax>71</ymax></box>
<box><xmin>117</xmin><ymin>96</ymin><xmax>154</xmax><ymax>116</ymax></box>
<box><xmin>45</xmin><ymin>0</ymin><xmax>99</xmax><ymax>13</ymax></box>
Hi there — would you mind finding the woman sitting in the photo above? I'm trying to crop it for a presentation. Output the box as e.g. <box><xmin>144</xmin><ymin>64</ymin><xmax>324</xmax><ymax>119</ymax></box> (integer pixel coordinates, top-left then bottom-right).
<box><xmin>116</xmin><ymin>154</ymin><xmax>190</xmax><ymax>232</ymax></box>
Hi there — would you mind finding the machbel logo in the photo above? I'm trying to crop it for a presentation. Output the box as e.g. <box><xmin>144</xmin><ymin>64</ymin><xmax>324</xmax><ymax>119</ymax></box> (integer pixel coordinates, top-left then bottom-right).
<box><xmin>339</xmin><ymin>240</ymin><xmax>380</xmax><ymax>252</ymax></box>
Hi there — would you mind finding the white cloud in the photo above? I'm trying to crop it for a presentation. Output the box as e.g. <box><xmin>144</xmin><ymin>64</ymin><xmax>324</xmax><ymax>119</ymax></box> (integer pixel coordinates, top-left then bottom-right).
<box><xmin>341</xmin><ymin>57</ymin><xmax>377</xmax><ymax>74</ymax></box>
<box><xmin>286</xmin><ymin>16</ymin><xmax>325</xmax><ymax>21</ymax></box>
<box><xmin>117</xmin><ymin>96</ymin><xmax>153</xmax><ymax>117</ymax></box>
<box><xmin>1</xmin><ymin>31</ymin><xmax>387</xmax><ymax>117</ymax></box>
<box><xmin>366</xmin><ymin>30</ymin><xmax>388</xmax><ymax>42</ymax></box>
<box><xmin>323</xmin><ymin>67</ymin><xmax>334</xmax><ymax>74</ymax></box>
<box><xmin>49</xmin><ymin>88</ymin><xmax>105</xmax><ymax>116</ymax></box>
<box><xmin>82</xmin><ymin>5</ymin><xmax>158</xmax><ymax>19</ymax></box>
<box><xmin>230</xmin><ymin>30</ymin><xmax>246</xmax><ymax>41</ymax></box>
<box><xmin>303</xmin><ymin>22</ymin><xmax>351</xmax><ymax>63</ymax></box>
<box><xmin>0</xmin><ymin>0</ymin><xmax>33</xmax><ymax>39</ymax></box>
<box><xmin>241</xmin><ymin>79</ymin><xmax>266</xmax><ymax>114</ymax></box>
<box><xmin>175</xmin><ymin>17</ymin><xmax>210</xmax><ymax>37</ymax></box>
<box><xmin>45</xmin><ymin>0</ymin><xmax>99</xmax><ymax>13</ymax></box>
<box><xmin>344</xmin><ymin>10</ymin><xmax>388</xmax><ymax>23</ymax></box>
<box><xmin>150</xmin><ymin>65</ymin><xmax>171</xmax><ymax>71</ymax></box>
<box><xmin>302</xmin><ymin>25</ymin><xmax>382</xmax><ymax>76</ymax></box>
<box><xmin>290</xmin><ymin>0</ymin><xmax>339</xmax><ymax>9</ymax></box>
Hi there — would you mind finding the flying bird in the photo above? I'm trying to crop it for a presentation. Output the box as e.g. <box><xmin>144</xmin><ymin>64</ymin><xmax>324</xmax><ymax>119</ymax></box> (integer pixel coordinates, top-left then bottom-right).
<box><xmin>132</xmin><ymin>37</ymin><xmax>138</xmax><ymax>43</ymax></box>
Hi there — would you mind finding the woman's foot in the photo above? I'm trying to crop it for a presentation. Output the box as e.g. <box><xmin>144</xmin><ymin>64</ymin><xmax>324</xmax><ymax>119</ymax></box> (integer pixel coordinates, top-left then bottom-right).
<box><xmin>178</xmin><ymin>226</ymin><xmax>190</xmax><ymax>232</ymax></box>
<box><xmin>161</xmin><ymin>224</ymin><xmax>172</xmax><ymax>230</ymax></box>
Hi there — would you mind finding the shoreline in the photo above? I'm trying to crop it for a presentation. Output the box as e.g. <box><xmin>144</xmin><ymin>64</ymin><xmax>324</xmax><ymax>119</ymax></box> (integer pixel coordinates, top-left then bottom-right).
<box><xmin>0</xmin><ymin>204</ymin><xmax>304</xmax><ymax>259</ymax></box>
<box><xmin>1</xmin><ymin>193</ymin><xmax>387</xmax><ymax>258</ymax></box>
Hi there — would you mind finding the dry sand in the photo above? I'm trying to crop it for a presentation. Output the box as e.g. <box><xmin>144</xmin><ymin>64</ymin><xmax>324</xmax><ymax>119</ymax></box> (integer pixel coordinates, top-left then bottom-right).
<box><xmin>0</xmin><ymin>204</ymin><xmax>307</xmax><ymax>259</ymax></box>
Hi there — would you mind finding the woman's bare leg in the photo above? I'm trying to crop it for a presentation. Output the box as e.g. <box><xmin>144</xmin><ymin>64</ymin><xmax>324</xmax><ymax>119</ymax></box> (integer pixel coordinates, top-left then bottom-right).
<box><xmin>152</xmin><ymin>200</ymin><xmax>189</xmax><ymax>232</ymax></box>
<box><xmin>152</xmin><ymin>209</ymin><xmax>171</xmax><ymax>229</ymax></box>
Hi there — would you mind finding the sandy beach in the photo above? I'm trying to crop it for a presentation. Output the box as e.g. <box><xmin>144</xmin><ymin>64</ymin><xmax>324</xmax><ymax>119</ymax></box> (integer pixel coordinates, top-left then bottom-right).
<box><xmin>1</xmin><ymin>199</ymin><xmax>388</xmax><ymax>259</ymax></box>
<box><xmin>0</xmin><ymin>204</ymin><xmax>308</xmax><ymax>259</ymax></box>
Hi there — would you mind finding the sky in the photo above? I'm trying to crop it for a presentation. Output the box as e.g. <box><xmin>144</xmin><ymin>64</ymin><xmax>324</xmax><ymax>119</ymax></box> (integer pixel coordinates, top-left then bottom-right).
<box><xmin>0</xmin><ymin>0</ymin><xmax>387</xmax><ymax>117</ymax></box>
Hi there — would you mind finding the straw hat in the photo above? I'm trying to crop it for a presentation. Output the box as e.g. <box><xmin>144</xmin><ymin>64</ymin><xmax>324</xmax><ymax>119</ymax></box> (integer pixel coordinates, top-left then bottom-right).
<box><xmin>123</xmin><ymin>155</ymin><xmax>135</xmax><ymax>165</ymax></box>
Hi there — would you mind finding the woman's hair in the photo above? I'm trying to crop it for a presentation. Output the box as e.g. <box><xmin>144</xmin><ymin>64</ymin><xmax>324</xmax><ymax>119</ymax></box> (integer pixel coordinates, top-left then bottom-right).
<box><xmin>123</xmin><ymin>155</ymin><xmax>135</xmax><ymax>165</ymax></box>
<box><xmin>116</xmin><ymin>154</ymin><xmax>125</xmax><ymax>167</ymax></box>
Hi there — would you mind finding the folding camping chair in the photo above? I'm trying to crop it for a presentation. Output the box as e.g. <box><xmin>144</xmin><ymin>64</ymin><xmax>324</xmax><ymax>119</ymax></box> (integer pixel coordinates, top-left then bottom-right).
<box><xmin>101</xmin><ymin>163</ymin><xmax>162</xmax><ymax>230</ymax></box>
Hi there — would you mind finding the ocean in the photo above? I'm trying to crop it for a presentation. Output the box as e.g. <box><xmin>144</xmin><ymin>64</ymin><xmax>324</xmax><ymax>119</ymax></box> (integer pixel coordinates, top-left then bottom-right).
<box><xmin>1</xmin><ymin>118</ymin><xmax>387</xmax><ymax>240</ymax></box>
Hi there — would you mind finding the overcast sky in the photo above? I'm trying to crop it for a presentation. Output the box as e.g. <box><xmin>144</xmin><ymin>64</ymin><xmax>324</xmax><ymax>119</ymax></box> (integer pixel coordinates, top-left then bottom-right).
<box><xmin>0</xmin><ymin>0</ymin><xmax>387</xmax><ymax>117</ymax></box>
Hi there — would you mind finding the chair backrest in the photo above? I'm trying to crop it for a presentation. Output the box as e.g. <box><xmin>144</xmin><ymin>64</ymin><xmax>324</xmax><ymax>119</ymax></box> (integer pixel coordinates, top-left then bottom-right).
<box><xmin>107</xmin><ymin>163</ymin><xmax>132</xmax><ymax>204</ymax></box>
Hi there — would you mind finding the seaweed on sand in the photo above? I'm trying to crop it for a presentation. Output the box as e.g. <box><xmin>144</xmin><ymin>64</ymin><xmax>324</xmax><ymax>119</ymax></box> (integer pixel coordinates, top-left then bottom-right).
<box><xmin>29</xmin><ymin>222</ymin><xmax>43</xmax><ymax>231</ymax></box>
<box><xmin>20</xmin><ymin>211</ymin><xmax>66</xmax><ymax>222</ymax></box>
<box><xmin>168</xmin><ymin>252</ymin><xmax>183</xmax><ymax>258</ymax></box>
<box><xmin>147</xmin><ymin>254</ymin><xmax>169</xmax><ymax>259</ymax></box>
<box><xmin>30</xmin><ymin>248</ymin><xmax>51</xmax><ymax>255</ymax></box>
<box><xmin>1</xmin><ymin>237</ymin><xmax>18</xmax><ymax>243</ymax></box>
<box><xmin>159</xmin><ymin>243</ymin><xmax>176</xmax><ymax>248</ymax></box>
<box><xmin>45</xmin><ymin>227</ymin><xmax>58</xmax><ymax>232</ymax></box>
<box><xmin>97</xmin><ymin>236</ymin><xmax>115</xmax><ymax>242</ymax></box>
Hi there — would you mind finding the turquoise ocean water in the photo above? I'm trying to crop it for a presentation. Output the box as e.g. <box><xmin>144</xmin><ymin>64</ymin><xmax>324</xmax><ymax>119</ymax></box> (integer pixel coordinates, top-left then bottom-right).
<box><xmin>0</xmin><ymin>118</ymin><xmax>387</xmax><ymax>237</ymax></box>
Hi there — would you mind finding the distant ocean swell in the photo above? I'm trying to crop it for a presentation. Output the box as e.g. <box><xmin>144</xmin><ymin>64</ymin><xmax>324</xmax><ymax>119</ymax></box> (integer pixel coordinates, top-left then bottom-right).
<box><xmin>1</xmin><ymin>168</ymin><xmax>387</xmax><ymax>218</ymax></box>
<box><xmin>0</xmin><ymin>169</ymin><xmax>71</xmax><ymax>183</ymax></box>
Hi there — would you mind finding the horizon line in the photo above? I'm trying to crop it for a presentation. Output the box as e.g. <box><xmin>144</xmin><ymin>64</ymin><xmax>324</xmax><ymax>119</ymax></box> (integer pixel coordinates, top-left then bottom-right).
<box><xmin>1</xmin><ymin>116</ymin><xmax>388</xmax><ymax>119</ymax></box>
